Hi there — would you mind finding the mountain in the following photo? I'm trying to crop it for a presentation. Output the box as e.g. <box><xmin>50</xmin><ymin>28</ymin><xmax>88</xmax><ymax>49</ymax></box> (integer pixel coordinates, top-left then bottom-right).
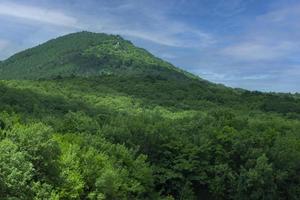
<box><xmin>0</xmin><ymin>32</ymin><xmax>300</xmax><ymax>200</ymax></box>
<box><xmin>0</xmin><ymin>31</ymin><xmax>195</xmax><ymax>80</ymax></box>
<box><xmin>2</xmin><ymin>32</ymin><xmax>299</xmax><ymax>113</ymax></box>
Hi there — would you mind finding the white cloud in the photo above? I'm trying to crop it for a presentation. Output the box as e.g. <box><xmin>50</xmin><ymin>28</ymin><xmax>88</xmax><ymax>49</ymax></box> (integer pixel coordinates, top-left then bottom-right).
<box><xmin>221</xmin><ymin>41</ymin><xmax>297</xmax><ymax>61</ymax></box>
<box><xmin>0</xmin><ymin>2</ymin><xmax>79</xmax><ymax>28</ymax></box>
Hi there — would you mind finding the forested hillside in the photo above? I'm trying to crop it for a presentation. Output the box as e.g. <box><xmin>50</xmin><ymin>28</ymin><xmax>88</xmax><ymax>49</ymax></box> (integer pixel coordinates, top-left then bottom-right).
<box><xmin>0</xmin><ymin>32</ymin><xmax>300</xmax><ymax>200</ymax></box>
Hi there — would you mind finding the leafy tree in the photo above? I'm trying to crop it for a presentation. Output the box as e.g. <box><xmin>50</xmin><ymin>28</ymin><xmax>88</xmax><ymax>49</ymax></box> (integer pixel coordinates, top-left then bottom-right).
<box><xmin>0</xmin><ymin>139</ymin><xmax>33</xmax><ymax>199</ymax></box>
<box><xmin>236</xmin><ymin>154</ymin><xmax>277</xmax><ymax>200</ymax></box>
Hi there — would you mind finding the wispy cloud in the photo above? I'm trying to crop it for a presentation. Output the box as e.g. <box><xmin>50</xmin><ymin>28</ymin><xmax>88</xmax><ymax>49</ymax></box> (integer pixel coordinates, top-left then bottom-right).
<box><xmin>0</xmin><ymin>2</ymin><xmax>79</xmax><ymax>28</ymax></box>
<box><xmin>0</xmin><ymin>39</ymin><xmax>9</xmax><ymax>50</ymax></box>
<box><xmin>0</xmin><ymin>1</ymin><xmax>215</xmax><ymax>48</ymax></box>
<box><xmin>212</xmin><ymin>0</ymin><xmax>249</xmax><ymax>17</ymax></box>
<box><xmin>195</xmin><ymin>70</ymin><xmax>276</xmax><ymax>82</ymax></box>
<box><xmin>219</xmin><ymin>2</ymin><xmax>300</xmax><ymax>62</ymax></box>
<box><xmin>83</xmin><ymin>1</ymin><xmax>216</xmax><ymax>48</ymax></box>
<box><xmin>258</xmin><ymin>3</ymin><xmax>300</xmax><ymax>25</ymax></box>
<box><xmin>187</xmin><ymin>1</ymin><xmax>300</xmax><ymax>92</ymax></box>
<box><xmin>221</xmin><ymin>41</ymin><xmax>297</xmax><ymax>61</ymax></box>
<box><xmin>105</xmin><ymin>28</ymin><xmax>215</xmax><ymax>48</ymax></box>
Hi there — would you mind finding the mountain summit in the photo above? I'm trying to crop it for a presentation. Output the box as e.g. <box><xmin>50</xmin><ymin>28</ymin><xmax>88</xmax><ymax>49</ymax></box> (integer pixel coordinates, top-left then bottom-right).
<box><xmin>0</xmin><ymin>31</ymin><xmax>191</xmax><ymax>80</ymax></box>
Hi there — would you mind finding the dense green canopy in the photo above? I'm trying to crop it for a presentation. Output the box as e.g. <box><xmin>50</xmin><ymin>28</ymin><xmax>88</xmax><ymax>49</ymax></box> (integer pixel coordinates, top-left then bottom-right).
<box><xmin>0</xmin><ymin>32</ymin><xmax>299</xmax><ymax>199</ymax></box>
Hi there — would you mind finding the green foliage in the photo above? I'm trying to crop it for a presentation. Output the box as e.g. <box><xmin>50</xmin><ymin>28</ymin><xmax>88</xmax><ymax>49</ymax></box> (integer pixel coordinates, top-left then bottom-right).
<box><xmin>236</xmin><ymin>154</ymin><xmax>276</xmax><ymax>200</ymax></box>
<box><xmin>0</xmin><ymin>32</ymin><xmax>299</xmax><ymax>199</ymax></box>
<box><xmin>0</xmin><ymin>139</ymin><xmax>33</xmax><ymax>199</ymax></box>
<box><xmin>6</xmin><ymin>123</ymin><xmax>61</xmax><ymax>183</ymax></box>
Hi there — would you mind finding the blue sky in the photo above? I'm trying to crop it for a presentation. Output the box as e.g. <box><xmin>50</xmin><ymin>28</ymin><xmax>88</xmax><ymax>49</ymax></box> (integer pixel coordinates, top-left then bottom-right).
<box><xmin>0</xmin><ymin>0</ymin><xmax>299</xmax><ymax>92</ymax></box>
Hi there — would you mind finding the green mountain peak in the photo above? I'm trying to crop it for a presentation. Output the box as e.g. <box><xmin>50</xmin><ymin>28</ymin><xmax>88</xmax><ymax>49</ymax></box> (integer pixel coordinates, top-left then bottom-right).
<box><xmin>0</xmin><ymin>31</ymin><xmax>182</xmax><ymax>80</ymax></box>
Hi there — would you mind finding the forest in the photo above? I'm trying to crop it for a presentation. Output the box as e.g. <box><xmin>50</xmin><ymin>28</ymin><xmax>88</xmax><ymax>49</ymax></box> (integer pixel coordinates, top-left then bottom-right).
<box><xmin>0</xmin><ymin>32</ymin><xmax>299</xmax><ymax>200</ymax></box>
